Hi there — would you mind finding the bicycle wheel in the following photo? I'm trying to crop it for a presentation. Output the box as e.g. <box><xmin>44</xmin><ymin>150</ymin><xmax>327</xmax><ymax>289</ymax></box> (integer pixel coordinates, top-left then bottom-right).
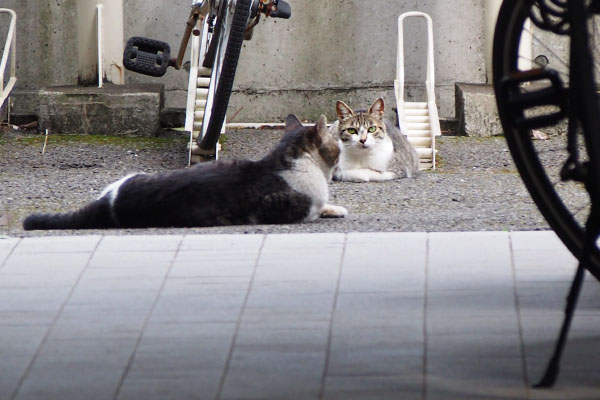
<box><xmin>192</xmin><ymin>0</ymin><xmax>251</xmax><ymax>162</ymax></box>
<box><xmin>493</xmin><ymin>0</ymin><xmax>600</xmax><ymax>279</ymax></box>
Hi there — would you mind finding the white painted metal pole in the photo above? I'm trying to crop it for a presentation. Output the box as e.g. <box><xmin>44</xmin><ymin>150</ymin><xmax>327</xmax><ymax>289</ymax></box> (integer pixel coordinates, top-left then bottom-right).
<box><xmin>97</xmin><ymin>4</ymin><xmax>103</xmax><ymax>88</ymax></box>
<box><xmin>101</xmin><ymin>0</ymin><xmax>124</xmax><ymax>84</ymax></box>
<box><xmin>77</xmin><ymin>0</ymin><xmax>123</xmax><ymax>85</ymax></box>
<box><xmin>423</xmin><ymin>13</ymin><xmax>435</xmax><ymax>103</ymax></box>
<box><xmin>484</xmin><ymin>0</ymin><xmax>502</xmax><ymax>83</ymax></box>
<box><xmin>395</xmin><ymin>14</ymin><xmax>407</xmax><ymax>133</ymax></box>
<box><xmin>395</xmin><ymin>15</ymin><xmax>406</xmax><ymax>104</ymax></box>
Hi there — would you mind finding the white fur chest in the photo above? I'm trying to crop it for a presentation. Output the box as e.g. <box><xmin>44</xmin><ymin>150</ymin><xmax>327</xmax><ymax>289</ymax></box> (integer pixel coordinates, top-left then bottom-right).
<box><xmin>339</xmin><ymin>136</ymin><xmax>394</xmax><ymax>172</ymax></box>
<box><xmin>278</xmin><ymin>155</ymin><xmax>329</xmax><ymax>221</ymax></box>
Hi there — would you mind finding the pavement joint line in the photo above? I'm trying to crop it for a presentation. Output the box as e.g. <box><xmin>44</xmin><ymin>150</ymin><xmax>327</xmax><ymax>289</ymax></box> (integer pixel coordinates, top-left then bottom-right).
<box><xmin>0</xmin><ymin>237</ymin><xmax>21</xmax><ymax>270</ymax></box>
<box><xmin>9</xmin><ymin>235</ymin><xmax>104</xmax><ymax>400</ymax></box>
<box><xmin>317</xmin><ymin>233</ymin><xmax>347</xmax><ymax>400</ymax></box>
<box><xmin>422</xmin><ymin>233</ymin><xmax>430</xmax><ymax>400</ymax></box>
<box><xmin>216</xmin><ymin>233</ymin><xmax>267</xmax><ymax>400</ymax></box>
<box><xmin>112</xmin><ymin>235</ymin><xmax>185</xmax><ymax>400</ymax></box>
<box><xmin>509</xmin><ymin>234</ymin><xmax>533</xmax><ymax>394</ymax></box>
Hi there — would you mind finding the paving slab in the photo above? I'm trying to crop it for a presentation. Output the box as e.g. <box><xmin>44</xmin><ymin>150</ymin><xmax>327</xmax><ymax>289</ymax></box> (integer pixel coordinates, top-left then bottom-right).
<box><xmin>117</xmin><ymin>322</ymin><xmax>236</xmax><ymax>400</ymax></box>
<box><xmin>96</xmin><ymin>235</ymin><xmax>183</xmax><ymax>253</ymax></box>
<box><xmin>323</xmin><ymin>375</ymin><xmax>423</xmax><ymax>400</ymax></box>
<box><xmin>12</xmin><ymin>236</ymin><xmax>101</xmax><ymax>254</ymax></box>
<box><xmin>15</xmin><ymin>337</ymin><xmax>137</xmax><ymax>400</ymax></box>
<box><xmin>0</xmin><ymin>231</ymin><xmax>598</xmax><ymax>400</ymax></box>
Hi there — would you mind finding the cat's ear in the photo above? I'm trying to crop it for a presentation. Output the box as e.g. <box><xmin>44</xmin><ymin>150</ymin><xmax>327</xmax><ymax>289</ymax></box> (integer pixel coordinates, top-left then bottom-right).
<box><xmin>285</xmin><ymin>114</ymin><xmax>304</xmax><ymax>130</ymax></box>
<box><xmin>308</xmin><ymin>115</ymin><xmax>328</xmax><ymax>146</ymax></box>
<box><xmin>316</xmin><ymin>114</ymin><xmax>328</xmax><ymax>136</ymax></box>
<box><xmin>336</xmin><ymin>101</ymin><xmax>354</xmax><ymax>120</ymax></box>
<box><xmin>369</xmin><ymin>98</ymin><xmax>385</xmax><ymax>117</ymax></box>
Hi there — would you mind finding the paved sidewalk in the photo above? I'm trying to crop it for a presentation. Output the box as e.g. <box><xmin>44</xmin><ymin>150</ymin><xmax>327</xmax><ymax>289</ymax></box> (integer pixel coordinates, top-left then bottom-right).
<box><xmin>0</xmin><ymin>231</ymin><xmax>598</xmax><ymax>400</ymax></box>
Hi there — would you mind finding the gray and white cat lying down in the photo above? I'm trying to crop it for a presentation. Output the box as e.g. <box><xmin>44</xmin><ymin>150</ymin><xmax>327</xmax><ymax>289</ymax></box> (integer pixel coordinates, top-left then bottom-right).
<box><xmin>23</xmin><ymin>115</ymin><xmax>347</xmax><ymax>230</ymax></box>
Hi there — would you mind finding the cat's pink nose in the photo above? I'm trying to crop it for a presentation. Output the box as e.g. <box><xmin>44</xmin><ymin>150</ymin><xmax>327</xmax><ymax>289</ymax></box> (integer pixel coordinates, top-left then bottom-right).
<box><xmin>359</xmin><ymin>138</ymin><xmax>367</xmax><ymax>144</ymax></box>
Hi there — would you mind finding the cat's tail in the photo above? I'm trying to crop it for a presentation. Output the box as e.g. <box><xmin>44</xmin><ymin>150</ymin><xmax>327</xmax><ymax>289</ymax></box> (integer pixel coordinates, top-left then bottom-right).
<box><xmin>23</xmin><ymin>199</ymin><xmax>116</xmax><ymax>230</ymax></box>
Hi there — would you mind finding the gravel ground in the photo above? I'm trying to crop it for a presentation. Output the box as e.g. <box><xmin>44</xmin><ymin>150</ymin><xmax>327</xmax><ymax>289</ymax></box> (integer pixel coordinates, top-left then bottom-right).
<box><xmin>0</xmin><ymin>125</ymin><xmax>585</xmax><ymax>237</ymax></box>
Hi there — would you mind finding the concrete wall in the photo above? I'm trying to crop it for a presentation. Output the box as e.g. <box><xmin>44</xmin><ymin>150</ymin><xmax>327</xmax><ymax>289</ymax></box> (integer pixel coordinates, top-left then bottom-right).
<box><xmin>231</xmin><ymin>0</ymin><xmax>487</xmax><ymax>121</ymax></box>
<box><xmin>3</xmin><ymin>0</ymin><xmax>78</xmax><ymax>88</ymax></box>
<box><xmin>3</xmin><ymin>0</ymin><xmax>487</xmax><ymax>122</ymax></box>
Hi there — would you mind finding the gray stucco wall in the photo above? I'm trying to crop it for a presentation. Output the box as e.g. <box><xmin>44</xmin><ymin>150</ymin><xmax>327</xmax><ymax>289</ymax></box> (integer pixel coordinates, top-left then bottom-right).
<box><xmin>3</xmin><ymin>0</ymin><xmax>487</xmax><ymax>122</ymax></box>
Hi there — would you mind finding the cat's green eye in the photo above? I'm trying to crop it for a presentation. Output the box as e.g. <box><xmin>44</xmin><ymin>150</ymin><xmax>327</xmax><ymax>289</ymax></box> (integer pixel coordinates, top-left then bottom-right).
<box><xmin>347</xmin><ymin>128</ymin><xmax>358</xmax><ymax>135</ymax></box>
<box><xmin>368</xmin><ymin>126</ymin><xmax>377</xmax><ymax>133</ymax></box>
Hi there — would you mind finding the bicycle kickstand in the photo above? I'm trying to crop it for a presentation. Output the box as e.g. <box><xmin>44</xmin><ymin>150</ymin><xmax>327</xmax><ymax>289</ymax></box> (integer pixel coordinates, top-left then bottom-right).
<box><xmin>534</xmin><ymin>209</ymin><xmax>599</xmax><ymax>388</ymax></box>
<box><xmin>534</xmin><ymin>262</ymin><xmax>585</xmax><ymax>388</ymax></box>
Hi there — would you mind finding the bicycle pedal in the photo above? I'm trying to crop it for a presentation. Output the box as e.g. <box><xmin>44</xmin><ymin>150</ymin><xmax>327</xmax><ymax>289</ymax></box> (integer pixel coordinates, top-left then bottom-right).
<box><xmin>271</xmin><ymin>0</ymin><xmax>291</xmax><ymax>19</ymax></box>
<box><xmin>123</xmin><ymin>37</ymin><xmax>171</xmax><ymax>77</ymax></box>
<box><xmin>500</xmin><ymin>69</ymin><xmax>567</xmax><ymax>130</ymax></box>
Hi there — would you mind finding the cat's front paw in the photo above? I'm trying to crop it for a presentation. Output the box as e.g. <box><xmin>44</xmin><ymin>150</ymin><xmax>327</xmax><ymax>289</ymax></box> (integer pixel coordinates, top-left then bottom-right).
<box><xmin>378</xmin><ymin>171</ymin><xmax>397</xmax><ymax>181</ymax></box>
<box><xmin>335</xmin><ymin>169</ymin><xmax>372</xmax><ymax>182</ymax></box>
<box><xmin>320</xmin><ymin>204</ymin><xmax>348</xmax><ymax>218</ymax></box>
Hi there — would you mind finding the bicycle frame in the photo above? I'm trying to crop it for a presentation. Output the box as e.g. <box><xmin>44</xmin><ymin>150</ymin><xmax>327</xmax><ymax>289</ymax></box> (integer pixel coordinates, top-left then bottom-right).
<box><xmin>171</xmin><ymin>1</ymin><xmax>211</xmax><ymax>71</ymax></box>
<box><xmin>172</xmin><ymin>0</ymin><xmax>286</xmax><ymax>70</ymax></box>
<box><xmin>121</xmin><ymin>0</ymin><xmax>290</xmax><ymax>163</ymax></box>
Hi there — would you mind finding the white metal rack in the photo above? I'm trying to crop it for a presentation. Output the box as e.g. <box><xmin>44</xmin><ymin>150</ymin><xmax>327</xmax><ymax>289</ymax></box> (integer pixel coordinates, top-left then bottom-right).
<box><xmin>395</xmin><ymin>11</ymin><xmax>441</xmax><ymax>170</ymax></box>
<box><xmin>185</xmin><ymin>17</ymin><xmax>213</xmax><ymax>165</ymax></box>
<box><xmin>0</xmin><ymin>8</ymin><xmax>17</xmax><ymax>113</ymax></box>
<box><xmin>185</xmin><ymin>0</ymin><xmax>230</xmax><ymax>165</ymax></box>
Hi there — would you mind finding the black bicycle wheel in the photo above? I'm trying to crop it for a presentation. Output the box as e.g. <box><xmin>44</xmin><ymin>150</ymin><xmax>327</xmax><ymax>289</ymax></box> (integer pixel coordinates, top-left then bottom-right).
<box><xmin>493</xmin><ymin>0</ymin><xmax>600</xmax><ymax>279</ymax></box>
<box><xmin>195</xmin><ymin>0</ymin><xmax>251</xmax><ymax>160</ymax></box>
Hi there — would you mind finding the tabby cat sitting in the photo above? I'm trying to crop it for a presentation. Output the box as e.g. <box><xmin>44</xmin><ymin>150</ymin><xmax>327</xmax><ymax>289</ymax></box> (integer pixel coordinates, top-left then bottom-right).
<box><xmin>23</xmin><ymin>115</ymin><xmax>347</xmax><ymax>230</ymax></box>
<box><xmin>330</xmin><ymin>98</ymin><xmax>420</xmax><ymax>182</ymax></box>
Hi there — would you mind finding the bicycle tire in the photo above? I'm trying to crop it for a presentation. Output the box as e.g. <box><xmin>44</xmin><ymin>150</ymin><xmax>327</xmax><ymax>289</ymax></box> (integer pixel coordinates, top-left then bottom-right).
<box><xmin>493</xmin><ymin>0</ymin><xmax>600</xmax><ymax>279</ymax></box>
<box><xmin>196</xmin><ymin>0</ymin><xmax>252</xmax><ymax>159</ymax></box>
<box><xmin>203</xmin><ymin>1</ymin><xmax>226</xmax><ymax>70</ymax></box>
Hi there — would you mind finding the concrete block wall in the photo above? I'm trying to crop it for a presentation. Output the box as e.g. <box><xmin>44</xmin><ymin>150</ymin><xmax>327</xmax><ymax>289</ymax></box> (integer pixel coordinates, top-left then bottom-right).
<box><xmin>3</xmin><ymin>0</ymin><xmax>487</xmax><ymax>123</ymax></box>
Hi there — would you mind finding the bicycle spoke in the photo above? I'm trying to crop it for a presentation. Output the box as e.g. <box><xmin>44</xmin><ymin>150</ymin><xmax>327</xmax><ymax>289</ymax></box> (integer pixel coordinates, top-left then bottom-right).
<box><xmin>529</xmin><ymin>29</ymin><xmax>570</xmax><ymax>70</ymax></box>
<box><xmin>508</xmin><ymin>9</ymin><xmax>598</xmax><ymax>236</ymax></box>
<box><xmin>517</xmin><ymin>12</ymin><xmax>600</xmax><ymax>79</ymax></box>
